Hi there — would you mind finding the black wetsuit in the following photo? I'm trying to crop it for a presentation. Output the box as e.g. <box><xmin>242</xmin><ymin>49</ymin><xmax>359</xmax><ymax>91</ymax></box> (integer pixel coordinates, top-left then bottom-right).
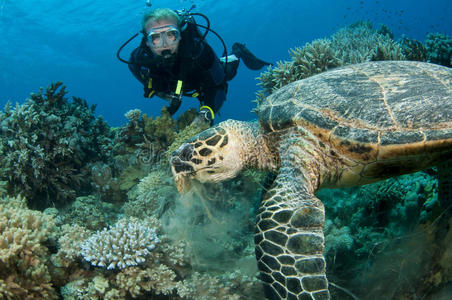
<box><xmin>128</xmin><ymin>22</ymin><xmax>228</xmax><ymax>115</ymax></box>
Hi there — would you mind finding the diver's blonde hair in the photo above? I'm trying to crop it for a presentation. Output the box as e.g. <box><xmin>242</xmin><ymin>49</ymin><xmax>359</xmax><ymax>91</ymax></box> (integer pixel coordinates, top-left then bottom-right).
<box><xmin>142</xmin><ymin>8</ymin><xmax>181</xmax><ymax>30</ymax></box>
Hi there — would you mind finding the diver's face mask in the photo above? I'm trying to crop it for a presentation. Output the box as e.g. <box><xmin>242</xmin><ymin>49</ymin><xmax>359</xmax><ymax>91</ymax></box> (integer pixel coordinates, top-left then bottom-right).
<box><xmin>146</xmin><ymin>24</ymin><xmax>181</xmax><ymax>58</ymax></box>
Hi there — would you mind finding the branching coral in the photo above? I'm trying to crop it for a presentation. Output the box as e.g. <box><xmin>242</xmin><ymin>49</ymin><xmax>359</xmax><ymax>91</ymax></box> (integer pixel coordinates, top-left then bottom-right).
<box><xmin>425</xmin><ymin>32</ymin><xmax>452</xmax><ymax>67</ymax></box>
<box><xmin>317</xmin><ymin>171</ymin><xmax>443</xmax><ymax>297</ymax></box>
<box><xmin>59</xmin><ymin>195</ymin><xmax>119</xmax><ymax>231</ymax></box>
<box><xmin>0</xmin><ymin>82</ymin><xmax>113</xmax><ymax>208</ymax></box>
<box><xmin>257</xmin><ymin>21</ymin><xmax>405</xmax><ymax>98</ymax></box>
<box><xmin>115</xmin><ymin>264</ymin><xmax>178</xmax><ymax>297</ymax></box>
<box><xmin>398</xmin><ymin>35</ymin><xmax>427</xmax><ymax>62</ymax></box>
<box><xmin>81</xmin><ymin>217</ymin><xmax>160</xmax><ymax>270</ymax></box>
<box><xmin>176</xmin><ymin>271</ymin><xmax>245</xmax><ymax>300</ymax></box>
<box><xmin>290</xmin><ymin>39</ymin><xmax>341</xmax><ymax>80</ymax></box>
<box><xmin>331</xmin><ymin>21</ymin><xmax>405</xmax><ymax>64</ymax></box>
<box><xmin>52</xmin><ymin>223</ymin><xmax>91</xmax><ymax>269</ymax></box>
<box><xmin>0</xmin><ymin>195</ymin><xmax>58</xmax><ymax>299</ymax></box>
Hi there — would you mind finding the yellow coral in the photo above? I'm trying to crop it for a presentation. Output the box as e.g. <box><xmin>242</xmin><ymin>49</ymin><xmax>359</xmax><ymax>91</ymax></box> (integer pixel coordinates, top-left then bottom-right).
<box><xmin>115</xmin><ymin>264</ymin><xmax>177</xmax><ymax>297</ymax></box>
<box><xmin>52</xmin><ymin>223</ymin><xmax>90</xmax><ymax>268</ymax></box>
<box><xmin>176</xmin><ymin>271</ymin><xmax>242</xmax><ymax>300</ymax></box>
<box><xmin>0</xmin><ymin>195</ymin><xmax>58</xmax><ymax>299</ymax></box>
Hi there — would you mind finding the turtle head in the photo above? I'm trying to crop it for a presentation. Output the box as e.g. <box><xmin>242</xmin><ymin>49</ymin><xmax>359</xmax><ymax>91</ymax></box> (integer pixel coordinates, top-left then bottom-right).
<box><xmin>171</xmin><ymin>122</ymin><xmax>244</xmax><ymax>192</ymax></box>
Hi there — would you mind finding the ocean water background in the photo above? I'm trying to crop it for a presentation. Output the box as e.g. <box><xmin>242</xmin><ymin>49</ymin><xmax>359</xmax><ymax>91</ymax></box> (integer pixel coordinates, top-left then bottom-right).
<box><xmin>0</xmin><ymin>0</ymin><xmax>451</xmax><ymax>126</ymax></box>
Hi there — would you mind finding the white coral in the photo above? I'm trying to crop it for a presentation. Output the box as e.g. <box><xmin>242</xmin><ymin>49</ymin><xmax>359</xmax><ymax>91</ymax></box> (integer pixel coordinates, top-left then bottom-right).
<box><xmin>80</xmin><ymin>218</ymin><xmax>159</xmax><ymax>270</ymax></box>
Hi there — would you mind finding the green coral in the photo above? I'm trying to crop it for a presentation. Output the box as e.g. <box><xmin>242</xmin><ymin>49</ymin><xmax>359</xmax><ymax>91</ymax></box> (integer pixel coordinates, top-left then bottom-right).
<box><xmin>398</xmin><ymin>35</ymin><xmax>427</xmax><ymax>62</ymax></box>
<box><xmin>331</xmin><ymin>21</ymin><xmax>405</xmax><ymax>64</ymax></box>
<box><xmin>59</xmin><ymin>195</ymin><xmax>119</xmax><ymax>231</ymax></box>
<box><xmin>123</xmin><ymin>169</ymin><xmax>177</xmax><ymax>219</ymax></box>
<box><xmin>0</xmin><ymin>82</ymin><xmax>112</xmax><ymax>208</ymax></box>
<box><xmin>316</xmin><ymin>170</ymin><xmax>448</xmax><ymax>298</ymax></box>
<box><xmin>257</xmin><ymin>21</ymin><xmax>405</xmax><ymax>97</ymax></box>
<box><xmin>425</xmin><ymin>32</ymin><xmax>452</xmax><ymax>67</ymax></box>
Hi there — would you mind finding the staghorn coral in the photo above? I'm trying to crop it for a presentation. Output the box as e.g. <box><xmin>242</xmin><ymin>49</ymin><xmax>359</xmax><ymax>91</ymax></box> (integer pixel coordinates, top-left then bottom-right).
<box><xmin>0</xmin><ymin>195</ymin><xmax>58</xmax><ymax>299</ymax></box>
<box><xmin>0</xmin><ymin>82</ymin><xmax>113</xmax><ymax>208</ymax></box>
<box><xmin>81</xmin><ymin>217</ymin><xmax>160</xmax><ymax>270</ymax></box>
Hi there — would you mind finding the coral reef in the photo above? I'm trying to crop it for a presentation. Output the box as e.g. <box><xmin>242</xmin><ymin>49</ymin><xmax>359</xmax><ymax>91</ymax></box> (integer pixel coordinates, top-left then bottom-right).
<box><xmin>52</xmin><ymin>223</ymin><xmax>91</xmax><ymax>269</ymax></box>
<box><xmin>0</xmin><ymin>82</ymin><xmax>113</xmax><ymax>208</ymax></box>
<box><xmin>123</xmin><ymin>168</ymin><xmax>178</xmax><ymax>219</ymax></box>
<box><xmin>398</xmin><ymin>35</ymin><xmax>427</xmax><ymax>62</ymax></box>
<box><xmin>331</xmin><ymin>21</ymin><xmax>405</xmax><ymax>64</ymax></box>
<box><xmin>2</xmin><ymin>20</ymin><xmax>451</xmax><ymax>300</ymax></box>
<box><xmin>106</xmin><ymin>107</ymin><xmax>201</xmax><ymax>200</ymax></box>
<box><xmin>81</xmin><ymin>217</ymin><xmax>160</xmax><ymax>270</ymax></box>
<box><xmin>316</xmin><ymin>170</ymin><xmax>452</xmax><ymax>299</ymax></box>
<box><xmin>425</xmin><ymin>32</ymin><xmax>452</xmax><ymax>67</ymax></box>
<box><xmin>0</xmin><ymin>195</ymin><xmax>58</xmax><ymax>299</ymax></box>
<box><xmin>257</xmin><ymin>23</ymin><xmax>451</xmax><ymax>101</ymax></box>
<box><xmin>59</xmin><ymin>195</ymin><xmax>119</xmax><ymax>231</ymax></box>
<box><xmin>257</xmin><ymin>21</ymin><xmax>405</xmax><ymax>97</ymax></box>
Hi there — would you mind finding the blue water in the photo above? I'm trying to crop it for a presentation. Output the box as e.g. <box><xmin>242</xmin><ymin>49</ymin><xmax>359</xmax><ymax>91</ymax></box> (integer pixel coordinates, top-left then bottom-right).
<box><xmin>1</xmin><ymin>0</ymin><xmax>451</xmax><ymax>126</ymax></box>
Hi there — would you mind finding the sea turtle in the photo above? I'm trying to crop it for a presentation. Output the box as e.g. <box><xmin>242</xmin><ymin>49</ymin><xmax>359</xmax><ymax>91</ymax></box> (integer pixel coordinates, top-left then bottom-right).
<box><xmin>170</xmin><ymin>61</ymin><xmax>452</xmax><ymax>299</ymax></box>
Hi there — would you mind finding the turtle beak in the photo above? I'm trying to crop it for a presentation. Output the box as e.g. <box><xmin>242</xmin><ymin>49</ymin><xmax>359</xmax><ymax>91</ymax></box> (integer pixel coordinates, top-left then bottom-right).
<box><xmin>173</xmin><ymin>173</ymin><xmax>193</xmax><ymax>193</ymax></box>
<box><xmin>170</xmin><ymin>144</ymin><xmax>196</xmax><ymax>193</ymax></box>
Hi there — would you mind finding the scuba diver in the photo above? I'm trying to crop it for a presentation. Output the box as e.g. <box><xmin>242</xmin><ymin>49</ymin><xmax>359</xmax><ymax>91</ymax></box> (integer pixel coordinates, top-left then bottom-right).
<box><xmin>118</xmin><ymin>7</ymin><xmax>271</xmax><ymax>126</ymax></box>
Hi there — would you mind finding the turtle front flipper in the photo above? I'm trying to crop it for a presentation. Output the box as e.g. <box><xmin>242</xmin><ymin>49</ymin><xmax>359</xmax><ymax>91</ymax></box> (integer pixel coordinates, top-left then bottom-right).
<box><xmin>255</xmin><ymin>134</ymin><xmax>329</xmax><ymax>300</ymax></box>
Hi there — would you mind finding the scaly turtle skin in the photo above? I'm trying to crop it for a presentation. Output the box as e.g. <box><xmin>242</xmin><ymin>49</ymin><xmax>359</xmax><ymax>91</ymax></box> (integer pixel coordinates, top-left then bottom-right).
<box><xmin>170</xmin><ymin>61</ymin><xmax>452</xmax><ymax>299</ymax></box>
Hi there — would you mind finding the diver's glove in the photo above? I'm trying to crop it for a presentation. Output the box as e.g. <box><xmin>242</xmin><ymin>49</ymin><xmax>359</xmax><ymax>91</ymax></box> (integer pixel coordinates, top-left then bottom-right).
<box><xmin>191</xmin><ymin>106</ymin><xmax>214</xmax><ymax>127</ymax></box>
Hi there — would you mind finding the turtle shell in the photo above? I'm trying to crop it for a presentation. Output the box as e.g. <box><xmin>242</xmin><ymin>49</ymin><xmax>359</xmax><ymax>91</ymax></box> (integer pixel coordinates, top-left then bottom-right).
<box><xmin>258</xmin><ymin>61</ymin><xmax>452</xmax><ymax>162</ymax></box>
